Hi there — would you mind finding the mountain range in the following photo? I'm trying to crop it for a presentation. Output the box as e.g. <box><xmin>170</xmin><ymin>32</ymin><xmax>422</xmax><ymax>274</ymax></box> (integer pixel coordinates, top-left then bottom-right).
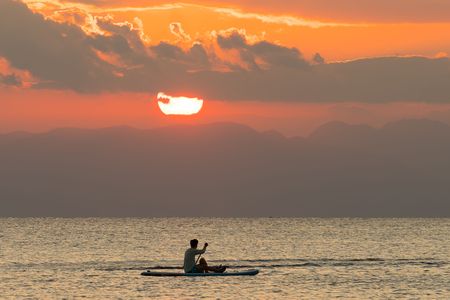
<box><xmin>1</xmin><ymin>119</ymin><xmax>449</xmax><ymax>217</ymax></box>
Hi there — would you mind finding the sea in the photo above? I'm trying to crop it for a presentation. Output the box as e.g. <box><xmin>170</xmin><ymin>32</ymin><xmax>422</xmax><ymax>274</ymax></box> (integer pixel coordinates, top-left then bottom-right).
<box><xmin>1</xmin><ymin>218</ymin><xmax>449</xmax><ymax>299</ymax></box>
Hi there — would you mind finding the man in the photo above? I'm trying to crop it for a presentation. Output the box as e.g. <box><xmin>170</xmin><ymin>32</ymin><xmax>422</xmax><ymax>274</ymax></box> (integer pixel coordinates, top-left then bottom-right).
<box><xmin>183</xmin><ymin>239</ymin><xmax>226</xmax><ymax>273</ymax></box>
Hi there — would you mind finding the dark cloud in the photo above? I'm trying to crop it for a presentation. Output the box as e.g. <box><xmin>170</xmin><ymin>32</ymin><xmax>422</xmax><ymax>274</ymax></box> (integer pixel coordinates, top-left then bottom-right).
<box><xmin>217</xmin><ymin>30</ymin><xmax>247</xmax><ymax>49</ymax></box>
<box><xmin>187</xmin><ymin>43</ymin><xmax>210</xmax><ymax>67</ymax></box>
<box><xmin>151</xmin><ymin>42</ymin><xmax>185</xmax><ymax>61</ymax></box>
<box><xmin>313</xmin><ymin>53</ymin><xmax>325</xmax><ymax>64</ymax></box>
<box><xmin>249</xmin><ymin>41</ymin><xmax>308</xmax><ymax>69</ymax></box>
<box><xmin>95</xmin><ymin>18</ymin><xmax>148</xmax><ymax>54</ymax></box>
<box><xmin>149</xmin><ymin>42</ymin><xmax>210</xmax><ymax>72</ymax></box>
<box><xmin>0</xmin><ymin>73</ymin><xmax>21</xmax><ymax>87</ymax></box>
<box><xmin>88</xmin><ymin>34</ymin><xmax>132</xmax><ymax>56</ymax></box>
<box><xmin>217</xmin><ymin>31</ymin><xmax>308</xmax><ymax>70</ymax></box>
<box><xmin>182</xmin><ymin>56</ymin><xmax>450</xmax><ymax>103</ymax></box>
<box><xmin>1</xmin><ymin>0</ymin><xmax>450</xmax><ymax>103</ymax></box>
<box><xmin>0</xmin><ymin>0</ymin><xmax>118</xmax><ymax>92</ymax></box>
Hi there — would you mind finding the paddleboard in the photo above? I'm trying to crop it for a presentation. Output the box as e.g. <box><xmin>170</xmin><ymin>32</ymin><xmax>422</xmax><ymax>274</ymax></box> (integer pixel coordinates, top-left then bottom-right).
<box><xmin>141</xmin><ymin>269</ymin><xmax>259</xmax><ymax>277</ymax></box>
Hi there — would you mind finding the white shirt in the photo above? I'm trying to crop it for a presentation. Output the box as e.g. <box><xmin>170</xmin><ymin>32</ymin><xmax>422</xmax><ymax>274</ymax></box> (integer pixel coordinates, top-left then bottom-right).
<box><xmin>183</xmin><ymin>247</ymin><xmax>206</xmax><ymax>272</ymax></box>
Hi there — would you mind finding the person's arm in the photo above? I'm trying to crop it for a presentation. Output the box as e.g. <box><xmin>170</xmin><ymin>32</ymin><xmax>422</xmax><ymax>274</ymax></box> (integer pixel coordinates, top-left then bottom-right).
<box><xmin>194</xmin><ymin>243</ymin><xmax>208</xmax><ymax>254</ymax></box>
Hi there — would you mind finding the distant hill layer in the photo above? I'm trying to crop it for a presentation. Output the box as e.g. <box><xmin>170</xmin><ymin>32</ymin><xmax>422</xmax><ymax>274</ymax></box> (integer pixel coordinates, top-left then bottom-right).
<box><xmin>1</xmin><ymin>120</ymin><xmax>449</xmax><ymax>217</ymax></box>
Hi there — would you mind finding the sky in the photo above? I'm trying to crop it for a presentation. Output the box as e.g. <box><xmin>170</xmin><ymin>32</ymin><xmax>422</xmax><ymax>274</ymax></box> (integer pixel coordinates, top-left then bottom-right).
<box><xmin>2</xmin><ymin>0</ymin><xmax>450</xmax><ymax>135</ymax></box>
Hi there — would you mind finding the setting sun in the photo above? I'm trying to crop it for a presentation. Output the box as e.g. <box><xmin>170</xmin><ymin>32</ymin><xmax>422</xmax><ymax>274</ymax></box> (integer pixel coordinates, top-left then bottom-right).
<box><xmin>157</xmin><ymin>92</ymin><xmax>204</xmax><ymax>116</ymax></box>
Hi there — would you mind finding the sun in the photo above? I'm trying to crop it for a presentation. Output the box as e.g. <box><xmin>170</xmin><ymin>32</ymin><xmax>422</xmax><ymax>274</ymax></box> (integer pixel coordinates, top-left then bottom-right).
<box><xmin>157</xmin><ymin>92</ymin><xmax>204</xmax><ymax>115</ymax></box>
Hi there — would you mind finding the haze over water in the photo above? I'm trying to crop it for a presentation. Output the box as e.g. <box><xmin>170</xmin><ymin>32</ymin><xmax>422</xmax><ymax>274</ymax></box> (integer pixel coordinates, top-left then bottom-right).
<box><xmin>1</xmin><ymin>218</ymin><xmax>449</xmax><ymax>299</ymax></box>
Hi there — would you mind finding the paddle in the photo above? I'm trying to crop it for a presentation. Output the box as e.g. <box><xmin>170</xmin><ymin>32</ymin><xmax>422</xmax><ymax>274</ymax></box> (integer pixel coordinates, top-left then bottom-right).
<box><xmin>195</xmin><ymin>253</ymin><xmax>202</xmax><ymax>264</ymax></box>
<box><xmin>195</xmin><ymin>242</ymin><xmax>208</xmax><ymax>264</ymax></box>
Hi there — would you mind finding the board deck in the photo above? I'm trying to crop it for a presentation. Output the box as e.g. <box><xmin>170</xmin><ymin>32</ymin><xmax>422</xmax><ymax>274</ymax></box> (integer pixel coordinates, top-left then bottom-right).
<box><xmin>141</xmin><ymin>269</ymin><xmax>259</xmax><ymax>277</ymax></box>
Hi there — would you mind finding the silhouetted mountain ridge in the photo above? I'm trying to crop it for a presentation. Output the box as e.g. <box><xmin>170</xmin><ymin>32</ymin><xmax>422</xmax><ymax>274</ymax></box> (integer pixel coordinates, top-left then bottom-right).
<box><xmin>311</xmin><ymin>119</ymin><xmax>450</xmax><ymax>169</ymax></box>
<box><xmin>0</xmin><ymin>119</ymin><xmax>449</xmax><ymax>217</ymax></box>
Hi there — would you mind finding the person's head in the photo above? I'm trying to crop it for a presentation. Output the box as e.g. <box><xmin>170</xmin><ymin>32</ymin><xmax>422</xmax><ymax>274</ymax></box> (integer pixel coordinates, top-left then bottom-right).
<box><xmin>190</xmin><ymin>239</ymin><xmax>198</xmax><ymax>249</ymax></box>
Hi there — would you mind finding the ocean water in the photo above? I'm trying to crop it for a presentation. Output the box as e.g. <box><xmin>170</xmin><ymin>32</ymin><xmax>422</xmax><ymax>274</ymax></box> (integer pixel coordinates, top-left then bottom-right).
<box><xmin>1</xmin><ymin>218</ymin><xmax>449</xmax><ymax>299</ymax></box>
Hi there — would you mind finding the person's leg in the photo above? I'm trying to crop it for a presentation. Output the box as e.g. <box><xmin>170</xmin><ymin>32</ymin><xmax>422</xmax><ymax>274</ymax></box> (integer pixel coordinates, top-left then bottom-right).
<box><xmin>196</xmin><ymin>257</ymin><xmax>208</xmax><ymax>273</ymax></box>
<box><xmin>197</xmin><ymin>258</ymin><xmax>226</xmax><ymax>273</ymax></box>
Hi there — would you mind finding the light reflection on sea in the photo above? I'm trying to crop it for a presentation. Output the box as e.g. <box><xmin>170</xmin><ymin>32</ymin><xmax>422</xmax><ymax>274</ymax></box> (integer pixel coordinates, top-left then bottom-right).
<box><xmin>1</xmin><ymin>218</ymin><xmax>449</xmax><ymax>299</ymax></box>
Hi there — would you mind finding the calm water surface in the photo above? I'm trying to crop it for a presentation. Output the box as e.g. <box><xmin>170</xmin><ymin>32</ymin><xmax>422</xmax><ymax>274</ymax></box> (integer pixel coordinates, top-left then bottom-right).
<box><xmin>1</xmin><ymin>218</ymin><xmax>449</xmax><ymax>299</ymax></box>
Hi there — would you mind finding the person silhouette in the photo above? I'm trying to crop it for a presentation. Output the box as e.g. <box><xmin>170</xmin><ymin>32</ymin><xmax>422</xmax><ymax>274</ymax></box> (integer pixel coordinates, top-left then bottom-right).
<box><xmin>183</xmin><ymin>239</ymin><xmax>226</xmax><ymax>273</ymax></box>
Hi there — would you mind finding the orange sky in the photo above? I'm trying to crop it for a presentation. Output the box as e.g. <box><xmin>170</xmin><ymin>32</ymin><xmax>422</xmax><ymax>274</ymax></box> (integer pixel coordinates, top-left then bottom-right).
<box><xmin>2</xmin><ymin>88</ymin><xmax>450</xmax><ymax>136</ymax></box>
<box><xmin>24</xmin><ymin>1</ymin><xmax>450</xmax><ymax>61</ymax></box>
<box><xmin>2</xmin><ymin>0</ymin><xmax>450</xmax><ymax>134</ymax></box>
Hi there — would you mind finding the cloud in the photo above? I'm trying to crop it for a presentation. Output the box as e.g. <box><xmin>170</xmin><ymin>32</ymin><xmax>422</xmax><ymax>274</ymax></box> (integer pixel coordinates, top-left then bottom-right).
<box><xmin>0</xmin><ymin>73</ymin><xmax>21</xmax><ymax>87</ymax></box>
<box><xmin>212</xmin><ymin>7</ymin><xmax>349</xmax><ymax>28</ymax></box>
<box><xmin>312</xmin><ymin>53</ymin><xmax>325</xmax><ymax>64</ymax></box>
<box><xmin>150</xmin><ymin>42</ymin><xmax>210</xmax><ymax>69</ymax></box>
<box><xmin>53</xmin><ymin>0</ymin><xmax>450</xmax><ymax>23</ymax></box>
<box><xmin>2</xmin><ymin>0</ymin><xmax>450</xmax><ymax>103</ymax></box>
<box><xmin>169</xmin><ymin>22</ymin><xmax>191</xmax><ymax>42</ymax></box>
<box><xmin>0</xmin><ymin>0</ymin><xmax>118</xmax><ymax>92</ymax></box>
<box><xmin>216</xmin><ymin>30</ymin><xmax>247</xmax><ymax>49</ymax></box>
<box><xmin>182</xmin><ymin>55</ymin><xmax>450</xmax><ymax>103</ymax></box>
<box><xmin>95</xmin><ymin>17</ymin><xmax>149</xmax><ymax>51</ymax></box>
<box><xmin>210</xmin><ymin>0</ymin><xmax>450</xmax><ymax>23</ymax></box>
<box><xmin>216</xmin><ymin>29</ymin><xmax>308</xmax><ymax>70</ymax></box>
